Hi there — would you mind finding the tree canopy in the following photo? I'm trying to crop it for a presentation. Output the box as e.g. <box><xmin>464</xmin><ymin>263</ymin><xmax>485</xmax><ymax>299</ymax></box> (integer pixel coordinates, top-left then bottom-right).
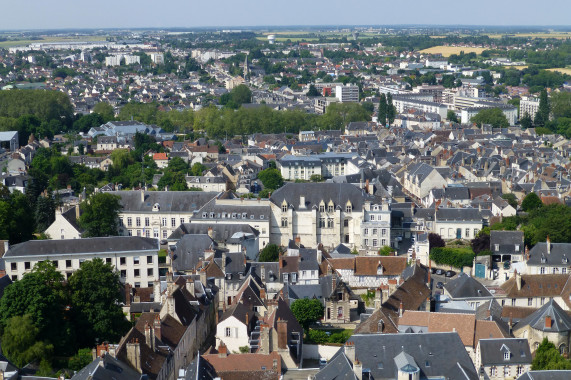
<box><xmin>79</xmin><ymin>193</ymin><xmax>122</xmax><ymax>237</ymax></box>
<box><xmin>521</xmin><ymin>192</ymin><xmax>542</xmax><ymax>212</ymax></box>
<box><xmin>257</xmin><ymin>168</ymin><xmax>284</xmax><ymax>190</ymax></box>
<box><xmin>532</xmin><ymin>338</ymin><xmax>571</xmax><ymax>370</ymax></box>
<box><xmin>258</xmin><ymin>244</ymin><xmax>281</xmax><ymax>262</ymax></box>
<box><xmin>290</xmin><ymin>298</ymin><xmax>324</xmax><ymax>329</ymax></box>
<box><xmin>470</xmin><ymin>108</ymin><xmax>509</xmax><ymax>128</ymax></box>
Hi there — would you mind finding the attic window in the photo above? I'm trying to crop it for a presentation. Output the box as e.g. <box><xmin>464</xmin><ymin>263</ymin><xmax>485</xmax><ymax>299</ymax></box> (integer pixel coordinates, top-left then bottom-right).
<box><xmin>504</xmin><ymin>351</ymin><xmax>510</xmax><ymax>360</ymax></box>
<box><xmin>152</xmin><ymin>203</ymin><xmax>160</xmax><ymax>212</ymax></box>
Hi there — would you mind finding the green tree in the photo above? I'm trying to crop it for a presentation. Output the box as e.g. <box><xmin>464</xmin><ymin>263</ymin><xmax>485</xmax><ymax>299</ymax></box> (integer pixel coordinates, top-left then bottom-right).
<box><xmin>190</xmin><ymin>162</ymin><xmax>207</xmax><ymax>176</ymax></box>
<box><xmin>386</xmin><ymin>93</ymin><xmax>396</xmax><ymax>125</ymax></box>
<box><xmin>471</xmin><ymin>230</ymin><xmax>490</xmax><ymax>255</ymax></box>
<box><xmin>502</xmin><ymin>193</ymin><xmax>518</xmax><ymax>209</ymax></box>
<box><xmin>470</xmin><ymin>108</ymin><xmax>509</xmax><ymax>128</ymax></box>
<box><xmin>0</xmin><ymin>261</ymin><xmax>70</xmax><ymax>352</ymax></box>
<box><xmin>447</xmin><ymin>110</ymin><xmax>459</xmax><ymax>123</ymax></box>
<box><xmin>378</xmin><ymin>246</ymin><xmax>395</xmax><ymax>256</ymax></box>
<box><xmin>521</xmin><ymin>192</ymin><xmax>542</xmax><ymax>212</ymax></box>
<box><xmin>310</xmin><ymin>174</ymin><xmax>324</xmax><ymax>182</ymax></box>
<box><xmin>428</xmin><ymin>233</ymin><xmax>445</xmax><ymax>250</ymax></box>
<box><xmin>532</xmin><ymin>338</ymin><xmax>571</xmax><ymax>370</ymax></box>
<box><xmin>68</xmin><ymin>259</ymin><xmax>130</xmax><ymax>348</ymax></box>
<box><xmin>378</xmin><ymin>93</ymin><xmax>387</xmax><ymax>126</ymax></box>
<box><xmin>520</xmin><ymin>112</ymin><xmax>533</xmax><ymax>129</ymax></box>
<box><xmin>1</xmin><ymin>315</ymin><xmax>54</xmax><ymax>367</ymax></box>
<box><xmin>35</xmin><ymin>193</ymin><xmax>56</xmax><ymax>233</ymax></box>
<box><xmin>93</xmin><ymin>102</ymin><xmax>115</xmax><ymax>122</ymax></box>
<box><xmin>290</xmin><ymin>298</ymin><xmax>324</xmax><ymax>329</ymax></box>
<box><xmin>534</xmin><ymin>89</ymin><xmax>550</xmax><ymax>128</ymax></box>
<box><xmin>257</xmin><ymin>168</ymin><xmax>284</xmax><ymax>190</ymax></box>
<box><xmin>79</xmin><ymin>193</ymin><xmax>122</xmax><ymax>237</ymax></box>
<box><xmin>258</xmin><ymin>244</ymin><xmax>280</xmax><ymax>262</ymax></box>
<box><xmin>306</xmin><ymin>84</ymin><xmax>320</xmax><ymax>97</ymax></box>
<box><xmin>68</xmin><ymin>348</ymin><xmax>94</xmax><ymax>371</ymax></box>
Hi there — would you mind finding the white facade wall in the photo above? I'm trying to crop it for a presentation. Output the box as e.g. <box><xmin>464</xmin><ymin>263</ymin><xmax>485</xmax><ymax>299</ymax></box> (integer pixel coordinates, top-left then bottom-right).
<box><xmin>216</xmin><ymin>316</ymin><xmax>249</xmax><ymax>353</ymax></box>
<box><xmin>434</xmin><ymin>221</ymin><xmax>482</xmax><ymax>240</ymax></box>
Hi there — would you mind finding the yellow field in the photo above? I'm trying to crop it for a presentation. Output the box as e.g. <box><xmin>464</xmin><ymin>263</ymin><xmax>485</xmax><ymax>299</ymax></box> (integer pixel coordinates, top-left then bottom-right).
<box><xmin>546</xmin><ymin>68</ymin><xmax>571</xmax><ymax>75</ymax></box>
<box><xmin>256</xmin><ymin>36</ymin><xmax>319</xmax><ymax>42</ymax></box>
<box><xmin>506</xmin><ymin>65</ymin><xmax>529</xmax><ymax>70</ymax></box>
<box><xmin>0</xmin><ymin>35</ymin><xmax>108</xmax><ymax>48</ymax></box>
<box><xmin>419</xmin><ymin>46</ymin><xmax>486</xmax><ymax>57</ymax></box>
<box><xmin>487</xmin><ymin>32</ymin><xmax>571</xmax><ymax>39</ymax></box>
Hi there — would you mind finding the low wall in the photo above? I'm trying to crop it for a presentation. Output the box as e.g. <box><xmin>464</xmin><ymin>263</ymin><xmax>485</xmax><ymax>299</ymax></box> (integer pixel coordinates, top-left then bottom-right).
<box><xmin>302</xmin><ymin>344</ymin><xmax>341</xmax><ymax>360</ymax></box>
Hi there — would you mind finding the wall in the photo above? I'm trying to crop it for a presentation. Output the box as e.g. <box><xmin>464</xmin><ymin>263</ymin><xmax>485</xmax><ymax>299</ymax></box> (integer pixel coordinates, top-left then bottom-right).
<box><xmin>302</xmin><ymin>344</ymin><xmax>341</xmax><ymax>360</ymax></box>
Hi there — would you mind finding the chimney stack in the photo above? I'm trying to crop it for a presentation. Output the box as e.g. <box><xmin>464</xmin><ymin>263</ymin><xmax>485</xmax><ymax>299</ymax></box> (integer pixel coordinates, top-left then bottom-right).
<box><xmin>140</xmin><ymin>189</ymin><xmax>145</xmax><ymax>203</ymax></box>
<box><xmin>515</xmin><ymin>269</ymin><xmax>522</xmax><ymax>291</ymax></box>
<box><xmin>399</xmin><ymin>301</ymin><xmax>404</xmax><ymax>317</ymax></box>
<box><xmin>260</xmin><ymin>288</ymin><xmax>266</xmax><ymax>300</ymax></box>
<box><xmin>207</xmin><ymin>227</ymin><xmax>214</xmax><ymax>239</ymax></box>
<box><xmin>125</xmin><ymin>283</ymin><xmax>132</xmax><ymax>306</ymax></box>
<box><xmin>154</xmin><ymin>315</ymin><xmax>161</xmax><ymax>341</ymax></box>
<box><xmin>345</xmin><ymin>342</ymin><xmax>356</xmax><ymax>363</ymax></box>
<box><xmin>295</xmin><ymin>235</ymin><xmax>301</xmax><ymax>245</ymax></box>
<box><xmin>126</xmin><ymin>339</ymin><xmax>142</xmax><ymax>372</ymax></box>
<box><xmin>222</xmin><ymin>252</ymin><xmax>227</xmax><ymax>272</ymax></box>
<box><xmin>546</xmin><ymin>236</ymin><xmax>551</xmax><ymax>254</ymax></box>
<box><xmin>144</xmin><ymin>323</ymin><xmax>154</xmax><ymax>351</ymax></box>
<box><xmin>218</xmin><ymin>342</ymin><xmax>228</xmax><ymax>358</ymax></box>
<box><xmin>545</xmin><ymin>316</ymin><xmax>552</xmax><ymax>329</ymax></box>
<box><xmin>277</xmin><ymin>318</ymin><xmax>288</xmax><ymax>349</ymax></box>
<box><xmin>353</xmin><ymin>359</ymin><xmax>362</xmax><ymax>380</ymax></box>
<box><xmin>75</xmin><ymin>204</ymin><xmax>80</xmax><ymax>220</ymax></box>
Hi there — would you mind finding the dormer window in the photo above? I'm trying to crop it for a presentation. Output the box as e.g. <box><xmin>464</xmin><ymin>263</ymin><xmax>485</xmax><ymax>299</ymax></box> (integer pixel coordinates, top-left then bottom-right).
<box><xmin>328</xmin><ymin>202</ymin><xmax>334</xmax><ymax>213</ymax></box>
<box><xmin>346</xmin><ymin>201</ymin><xmax>352</xmax><ymax>213</ymax></box>
<box><xmin>541</xmin><ymin>255</ymin><xmax>547</xmax><ymax>264</ymax></box>
<box><xmin>319</xmin><ymin>204</ymin><xmax>325</xmax><ymax>213</ymax></box>
<box><xmin>495</xmin><ymin>244</ymin><xmax>499</xmax><ymax>251</ymax></box>
<box><xmin>504</xmin><ymin>351</ymin><xmax>510</xmax><ymax>360</ymax></box>
<box><xmin>152</xmin><ymin>203</ymin><xmax>160</xmax><ymax>212</ymax></box>
<box><xmin>282</xmin><ymin>202</ymin><xmax>288</xmax><ymax>213</ymax></box>
<box><xmin>515</xmin><ymin>244</ymin><xmax>520</xmax><ymax>251</ymax></box>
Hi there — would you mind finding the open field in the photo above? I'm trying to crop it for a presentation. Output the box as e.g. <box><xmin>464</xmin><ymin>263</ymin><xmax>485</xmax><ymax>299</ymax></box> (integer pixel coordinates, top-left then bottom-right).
<box><xmin>256</xmin><ymin>36</ymin><xmax>320</xmax><ymax>42</ymax></box>
<box><xmin>546</xmin><ymin>67</ymin><xmax>571</xmax><ymax>76</ymax></box>
<box><xmin>486</xmin><ymin>32</ymin><xmax>571</xmax><ymax>39</ymax></box>
<box><xmin>505</xmin><ymin>65</ymin><xmax>529</xmax><ymax>70</ymax></box>
<box><xmin>0</xmin><ymin>35</ymin><xmax>107</xmax><ymax>48</ymax></box>
<box><xmin>419</xmin><ymin>45</ymin><xmax>486</xmax><ymax>57</ymax></box>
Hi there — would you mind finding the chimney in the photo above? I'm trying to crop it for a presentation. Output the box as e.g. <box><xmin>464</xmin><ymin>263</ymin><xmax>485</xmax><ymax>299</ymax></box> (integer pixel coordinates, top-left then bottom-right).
<box><xmin>3</xmin><ymin>241</ymin><xmax>8</xmax><ymax>254</ymax></box>
<box><xmin>140</xmin><ymin>189</ymin><xmax>145</xmax><ymax>203</ymax></box>
<box><xmin>299</xmin><ymin>195</ymin><xmax>305</xmax><ymax>209</ymax></box>
<box><xmin>277</xmin><ymin>318</ymin><xmax>288</xmax><ymax>349</ymax></box>
<box><xmin>259</xmin><ymin>324</ymin><xmax>271</xmax><ymax>354</ymax></box>
<box><xmin>200</xmin><ymin>269</ymin><xmax>207</xmax><ymax>286</ymax></box>
<box><xmin>218</xmin><ymin>342</ymin><xmax>228</xmax><ymax>358</ymax></box>
<box><xmin>144</xmin><ymin>323</ymin><xmax>154</xmax><ymax>351</ymax></box>
<box><xmin>154</xmin><ymin>314</ymin><xmax>161</xmax><ymax>341</ymax></box>
<box><xmin>399</xmin><ymin>301</ymin><xmax>404</xmax><ymax>317</ymax></box>
<box><xmin>295</xmin><ymin>235</ymin><xmax>301</xmax><ymax>245</ymax></box>
<box><xmin>546</xmin><ymin>236</ymin><xmax>551</xmax><ymax>254</ymax></box>
<box><xmin>508</xmin><ymin>314</ymin><xmax>513</xmax><ymax>335</ymax></box>
<box><xmin>545</xmin><ymin>316</ymin><xmax>552</xmax><ymax>329</ymax></box>
<box><xmin>345</xmin><ymin>342</ymin><xmax>356</xmax><ymax>363</ymax></box>
<box><xmin>207</xmin><ymin>227</ymin><xmax>214</xmax><ymax>239</ymax></box>
<box><xmin>261</xmin><ymin>265</ymin><xmax>266</xmax><ymax>281</ymax></box>
<box><xmin>186</xmin><ymin>279</ymin><xmax>195</xmax><ymax>296</ymax></box>
<box><xmin>365</xmin><ymin>179</ymin><xmax>369</xmax><ymax>194</ymax></box>
<box><xmin>374</xmin><ymin>288</ymin><xmax>382</xmax><ymax>309</ymax></box>
<box><xmin>332</xmin><ymin>274</ymin><xmax>337</xmax><ymax>293</ymax></box>
<box><xmin>353</xmin><ymin>359</ymin><xmax>363</xmax><ymax>380</ymax></box>
<box><xmin>126</xmin><ymin>339</ymin><xmax>142</xmax><ymax>372</ymax></box>
<box><xmin>515</xmin><ymin>269</ymin><xmax>522</xmax><ymax>291</ymax></box>
<box><xmin>222</xmin><ymin>252</ymin><xmax>227</xmax><ymax>272</ymax></box>
<box><xmin>245</xmin><ymin>311</ymin><xmax>249</xmax><ymax>328</ymax></box>
<box><xmin>260</xmin><ymin>288</ymin><xmax>266</xmax><ymax>300</ymax></box>
<box><xmin>166</xmin><ymin>271</ymin><xmax>174</xmax><ymax>295</ymax></box>
<box><xmin>75</xmin><ymin>204</ymin><xmax>80</xmax><ymax>220</ymax></box>
<box><xmin>153</xmin><ymin>279</ymin><xmax>161</xmax><ymax>303</ymax></box>
<box><xmin>166</xmin><ymin>294</ymin><xmax>175</xmax><ymax>316</ymax></box>
<box><xmin>279</xmin><ymin>253</ymin><xmax>283</xmax><ymax>269</ymax></box>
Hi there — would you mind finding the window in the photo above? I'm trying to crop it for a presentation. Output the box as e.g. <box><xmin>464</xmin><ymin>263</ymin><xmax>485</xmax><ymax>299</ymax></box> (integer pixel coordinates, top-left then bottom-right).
<box><xmin>372</xmin><ymin>228</ymin><xmax>377</xmax><ymax>235</ymax></box>
<box><xmin>382</xmin><ymin>229</ymin><xmax>387</xmax><ymax>237</ymax></box>
<box><xmin>66</xmin><ymin>259</ymin><xmax>72</xmax><ymax>268</ymax></box>
<box><xmin>373</xmin><ymin>239</ymin><xmax>378</xmax><ymax>247</ymax></box>
<box><xmin>282</xmin><ymin>204</ymin><xmax>288</xmax><ymax>212</ymax></box>
<box><xmin>136</xmin><ymin>217</ymin><xmax>141</xmax><ymax>227</ymax></box>
<box><xmin>281</xmin><ymin>218</ymin><xmax>288</xmax><ymax>227</ymax></box>
<box><xmin>465</xmin><ymin>228</ymin><xmax>470</xmax><ymax>238</ymax></box>
<box><xmin>180</xmin><ymin>218</ymin><xmax>185</xmax><ymax>225</ymax></box>
<box><xmin>134</xmin><ymin>269</ymin><xmax>140</xmax><ymax>277</ymax></box>
<box><xmin>161</xmin><ymin>218</ymin><xmax>167</xmax><ymax>227</ymax></box>
<box><xmin>504</xmin><ymin>351</ymin><xmax>510</xmax><ymax>360</ymax></box>
<box><xmin>364</xmin><ymin>228</ymin><xmax>369</xmax><ymax>235</ymax></box>
<box><xmin>134</xmin><ymin>256</ymin><xmax>140</xmax><ymax>265</ymax></box>
<box><xmin>10</xmin><ymin>262</ymin><xmax>16</xmax><ymax>271</ymax></box>
<box><xmin>328</xmin><ymin>205</ymin><xmax>334</xmax><ymax>213</ymax></box>
<box><xmin>171</xmin><ymin>218</ymin><xmax>176</xmax><ymax>227</ymax></box>
<box><xmin>370</xmin><ymin>215</ymin><xmax>374</xmax><ymax>221</ymax></box>
<box><xmin>283</xmin><ymin>273</ymin><xmax>289</xmax><ymax>282</ymax></box>
<box><xmin>120</xmin><ymin>270</ymin><xmax>126</xmax><ymax>278</ymax></box>
<box><xmin>541</xmin><ymin>297</ymin><xmax>546</xmax><ymax>305</ymax></box>
<box><xmin>147</xmin><ymin>256</ymin><xmax>153</xmax><ymax>264</ymax></box>
<box><xmin>119</xmin><ymin>219</ymin><xmax>123</xmax><ymax>227</ymax></box>
<box><xmin>382</xmin><ymin>239</ymin><xmax>386</xmax><ymax>246</ymax></box>
<box><xmin>563</xmin><ymin>268</ymin><xmax>567</xmax><ymax>274</ymax></box>
<box><xmin>319</xmin><ymin>218</ymin><xmax>325</xmax><ymax>228</ymax></box>
<box><xmin>24</xmin><ymin>262</ymin><xmax>30</xmax><ymax>270</ymax></box>
<box><xmin>319</xmin><ymin>205</ymin><xmax>325</xmax><ymax>213</ymax></box>
<box><xmin>128</xmin><ymin>230</ymin><xmax>132</xmax><ymax>236</ymax></box>
<box><xmin>495</xmin><ymin>244</ymin><xmax>499</xmax><ymax>251</ymax></box>
<box><xmin>327</xmin><ymin>218</ymin><xmax>334</xmax><ymax>228</ymax></box>
<box><xmin>106</xmin><ymin>258</ymin><xmax>112</xmax><ymax>264</ymax></box>
<box><xmin>163</xmin><ymin>230</ymin><xmax>167</xmax><ymax>239</ymax></box>
<box><xmin>225</xmin><ymin>327</ymin><xmax>231</xmax><ymax>337</ymax></box>
<box><xmin>344</xmin><ymin>219</ymin><xmax>349</xmax><ymax>227</ymax></box>
<box><xmin>490</xmin><ymin>367</ymin><xmax>497</xmax><ymax>377</ymax></box>
<box><xmin>147</xmin><ymin>268</ymin><xmax>153</xmax><ymax>276</ymax></box>
<box><xmin>511</xmin><ymin>298</ymin><xmax>516</xmax><ymax>306</ymax></box>
<box><xmin>120</xmin><ymin>257</ymin><xmax>126</xmax><ymax>265</ymax></box>
<box><xmin>540</xmin><ymin>267</ymin><xmax>546</xmax><ymax>274</ymax></box>
<box><xmin>517</xmin><ymin>366</ymin><xmax>524</xmax><ymax>376</ymax></box>
<box><xmin>528</xmin><ymin>298</ymin><xmax>533</xmax><ymax>306</ymax></box>
<box><xmin>127</xmin><ymin>217</ymin><xmax>132</xmax><ymax>227</ymax></box>
<box><xmin>364</xmin><ymin>239</ymin><xmax>369</xmax><ymax>246</ymax></box>
<box><xmin>145</xmin><ymin>217</ymin><xmax>150</xmax><ymax>227</ymax></box>
<box><xmin>515</xmin><ymin>244</ymin><xmax>520</xmax><ymax>251</ymax></box>
<box><xmin>346</xmin><ymin>205</ymin><xmax>352</xmax><ymax>213</ymax></box>
<box><xmin>152</xmin><ymin>229</ymin><xmax>157</xmax><ymax>238</ymax></box>
<box><xmin>504</xmin><ymin>366</ymin><xmax>510</xmax><ymax>377</ymax></box>
<box><xmin>337</xmin><ymin>306</ymin><xmax>343</xmax><ymax>319</ymax></box>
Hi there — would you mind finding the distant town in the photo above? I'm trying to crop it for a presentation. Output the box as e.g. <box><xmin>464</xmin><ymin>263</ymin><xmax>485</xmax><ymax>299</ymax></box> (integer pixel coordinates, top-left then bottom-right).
<box><xmin>0</xmin><ymin>25</ymin><xmax>570</xmax><ymax>380</ymax></box>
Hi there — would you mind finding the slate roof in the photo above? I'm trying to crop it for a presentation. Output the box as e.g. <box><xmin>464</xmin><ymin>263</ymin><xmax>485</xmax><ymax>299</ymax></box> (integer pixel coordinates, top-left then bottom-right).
<box><xmin>489</xmin><ymin>231</ymin><xmax>524</xmax><ymax>255</ymax></box>
<box><xmin>478</xmin><ymin>338</ymin><xmax>531</xmax><ymax>366</ymax></box>
<box><xmin>527</xmin><ymin>242</ymin><xmax>571</xmax><ymax>266</ymax></box>
<box><xmin>314</xmin><ymin>351</ymin><xmax>356</xmax><ymax>380</ymax></box>
<box><xmin>270</xmin><ymin>183</ymin><xmax>370</xmax><ymax>211</ymax></box>
<box><xmin>168</xmin><ymin>223</ymin><xmax>259</xmax><ymax>241</ymax></box>
<box><xmin>172</xmin><ymin>234</ymin><xmax>217</xmax><ymax>272</ymax></box>
<box><xmin>517</xmin><ymin>371</ymin><xmax>571</xmax><ymax>380</ymax></box>
<box><xmin>444</xmin><ymin>273</ymin><xmax>493</xmax><ymax>299</ymax></box>
<box><xmin>329</xmin><ymin>333</ymin><xmax>478</xmax><ymax>380</ymax></box>
<box><xmin>108</xmin><ymin>190</ymin><xmax>218</xmax><ymax>213</ymax></box>
<box><xmin>436</xmin><ymin>208</ymin><xmax>483</xmax><ymax>222</ymax></box>
<box><xmin>71</xmin><ymin>353</ymin><xmax>141</xmax><ymax>380</ymax></box>
<box><xmin>4</xmin><ymin>236</ymin><xmax>159</xmax><ymax>258</ymax></box>
<box><xmin>515</xmin><ymin>299</ymin><xmax>571</xmax><ymax>333</ymax></box>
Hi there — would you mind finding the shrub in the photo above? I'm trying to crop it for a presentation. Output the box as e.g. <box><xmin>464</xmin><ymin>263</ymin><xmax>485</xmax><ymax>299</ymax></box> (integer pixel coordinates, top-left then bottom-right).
<box><xmin>430</xmin><ymin>247</ymin><xmax>475</xmax><ymax>268</ymax></box>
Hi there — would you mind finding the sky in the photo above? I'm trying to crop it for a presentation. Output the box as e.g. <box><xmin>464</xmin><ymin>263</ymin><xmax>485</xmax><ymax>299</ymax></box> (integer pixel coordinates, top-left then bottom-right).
<box><xmin>2</xmin><ymin>0</ymin><xmax>570</xmax><ymax>30</ymax></box>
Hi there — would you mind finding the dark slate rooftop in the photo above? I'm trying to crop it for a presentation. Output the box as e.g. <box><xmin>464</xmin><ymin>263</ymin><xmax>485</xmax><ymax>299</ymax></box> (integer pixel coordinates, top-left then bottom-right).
<box><xmin>4</xmin><ymin>236</ymin><xmax>159</xmax><ymax>258</ymax></box>
<box><xmin>270</xmin><ymin>182</ymin><xmax>370</xmax><ymax>211</ymax></box>
<box><xmin>107</xmin><ymin>190</ymin><xmax>219</xmax><ymax>213</ymax></box>
<box><xmin>478</xmin><ymin>338</ymin><xmax>531</xmax><ymax>366</ymax></box>
<box><xmin>444</xmin><ymin>273</ymin><xmax>493</xmax><ymax>299</ymax></box>
<box><xmin>71</xmin><ymin>353</ymin><xmax>142</xmax><ymax>380</ymax></box>
<box><xmin>527</xmin><ymin>242</ymin><xmax>571</xmax><ymax>266</ymax></box>
<box><xmin>515</xmin><ymin>299</ymin><xmax>571</xmax><ymax>333</ymax></box>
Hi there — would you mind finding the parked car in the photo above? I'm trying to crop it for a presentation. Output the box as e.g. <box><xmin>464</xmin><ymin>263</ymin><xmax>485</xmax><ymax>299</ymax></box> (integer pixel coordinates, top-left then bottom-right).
<box><xmin>435</xmin><ymin>269</ymin><xmax>444</xmax><ymax>275</ymax></box>
<box><xmin>319</xmin><ymin>358</ymin><xmax>328</xmax><ymax>368</ymax></box>
<box><xmin>436</xmin><ymin>282</ymin><xmax>444</xmax><ymax>289</ymax></box>
<box><xmin>445</xmin><ymin>270</ymin><xmax>456</xmax><ymax>278</ymax></box>
<box><xmin>430</xmin><ymin>267</ymin><xmax>437</xmax><ymax>274</ymax></box>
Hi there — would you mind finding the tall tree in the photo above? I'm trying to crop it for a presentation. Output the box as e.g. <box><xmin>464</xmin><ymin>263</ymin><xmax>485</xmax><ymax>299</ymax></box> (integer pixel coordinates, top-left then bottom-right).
<box><xmin>79</xmin><ymin>193</ymin><xmax>122</xmax><ymax>237</ymax></box>
<box><xmin>68</xmin><ymin>259</ymin><xmax>130</xmax><ymax>348</ymax></box>
<box><xmin>378</xmin><ymin>93</ymin><xmax>387</xmax><ymax>126</ymax></box>
<box><xmin>35</xmin><ymin>193</ymin><xmax>56</xmax><ymax>233</ymax></box>
<box><xmin>290</xmin><ymin>299</ymin><xmax>324</xmax><ymax>329</ymax></box>
<box><xmin>1</xmin><ymin>315</ymin><xmax>54</xmax><ymax>367</ymax></box>
<box><xmin>306</xmin><ymin>84</ymin><xmax>320</xmax><ymax>97</ymax></box>
<box><xmin>521</xmin><ymin>192</ymin><xmax>542</xmax><ymax>212</ymax></box>
<box><xmin>534</xmin><ymin>89</ymin><xmax>550</xmax><ymax>128</ymax></box>
<box><xmin>257</xmin><ymin>168</ymin><xmax>284</xmax><ymax>190</ymax></box>
<box><xmin>258</xmin><ymin>244</ymin><xmax>280</xmax><ymax>262</ymax></box>
<box><xmin>470</xmin><ymin>108</ymin><xmax>509</xmax><ymax>128</ymax></box>
<box><xmin>520</xmin><ymin>112</ymin><xmax>533</xmax><ymax>129</ymax></box>
<box><xmin>386</xmin><ymin>93</ymin><xmax>396</xmax><ymax>125</ymax></box>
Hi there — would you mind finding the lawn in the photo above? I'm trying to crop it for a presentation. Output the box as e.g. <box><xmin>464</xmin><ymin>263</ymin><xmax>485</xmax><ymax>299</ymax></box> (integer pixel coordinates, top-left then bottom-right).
<box><xmin>419</xmin><ymin>45</ymin><xmax>486</xmax><ymax>57</ymax></box>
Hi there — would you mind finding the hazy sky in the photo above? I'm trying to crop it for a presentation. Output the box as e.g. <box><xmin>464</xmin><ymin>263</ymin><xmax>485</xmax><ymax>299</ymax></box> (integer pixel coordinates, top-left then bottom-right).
<box><xmin>3</xmin><ymin>1</ymin><xmax>570</xmax><ymax>30</ymax></box>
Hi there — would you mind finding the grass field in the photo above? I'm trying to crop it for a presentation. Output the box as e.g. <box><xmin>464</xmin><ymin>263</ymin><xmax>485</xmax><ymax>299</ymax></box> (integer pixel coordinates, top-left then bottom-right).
<box><xmin>487</xmin><ymin>32</ymin><xmax>571</xmax><ymax>39</ymax></box>
<box><xmin>419</xmin><ymin>45</ymin><xmax>486</xmax><ymax>57</ymax></box>
<box><xmin>546</xmin><ymin>67</ymin><xmax>571</xmax><ymax>75</ymax></box>
<box><xmin>0</xmin><ymin>35</ymin><xmax>108</xmax><ymax>48</ymax></box>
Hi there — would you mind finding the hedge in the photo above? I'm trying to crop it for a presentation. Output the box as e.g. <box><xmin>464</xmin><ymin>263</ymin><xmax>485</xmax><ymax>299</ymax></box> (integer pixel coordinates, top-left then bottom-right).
<box><xmin>429</xmin><ymin>247</ymin><xmax>475</xmax><ymax>268</ymax></box>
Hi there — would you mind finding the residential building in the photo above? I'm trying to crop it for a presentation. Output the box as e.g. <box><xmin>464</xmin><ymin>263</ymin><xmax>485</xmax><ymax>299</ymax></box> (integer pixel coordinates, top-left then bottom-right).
<box><xmin>520</xmin><ymin>96</ymin><xmax>540</xmax><ymax>120</ymax></box>
<box><xmin>360</xmin><ymin>201</ymin><xmax>392</xmax><ymax>252</ymax></box>
<box><xmin>44</xmin><ymin>205</ymin><xmax>83</xmax><ymax>239</ymax></box>
<box><xmin>335</xmin><ymin>84</ymin><xmax>359</xmax><ymax>102</ymax></box>
<box><xmin>475</xmin><ymin>338</ymin><xmax>531</xmax><ymax>380</ymax></box>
